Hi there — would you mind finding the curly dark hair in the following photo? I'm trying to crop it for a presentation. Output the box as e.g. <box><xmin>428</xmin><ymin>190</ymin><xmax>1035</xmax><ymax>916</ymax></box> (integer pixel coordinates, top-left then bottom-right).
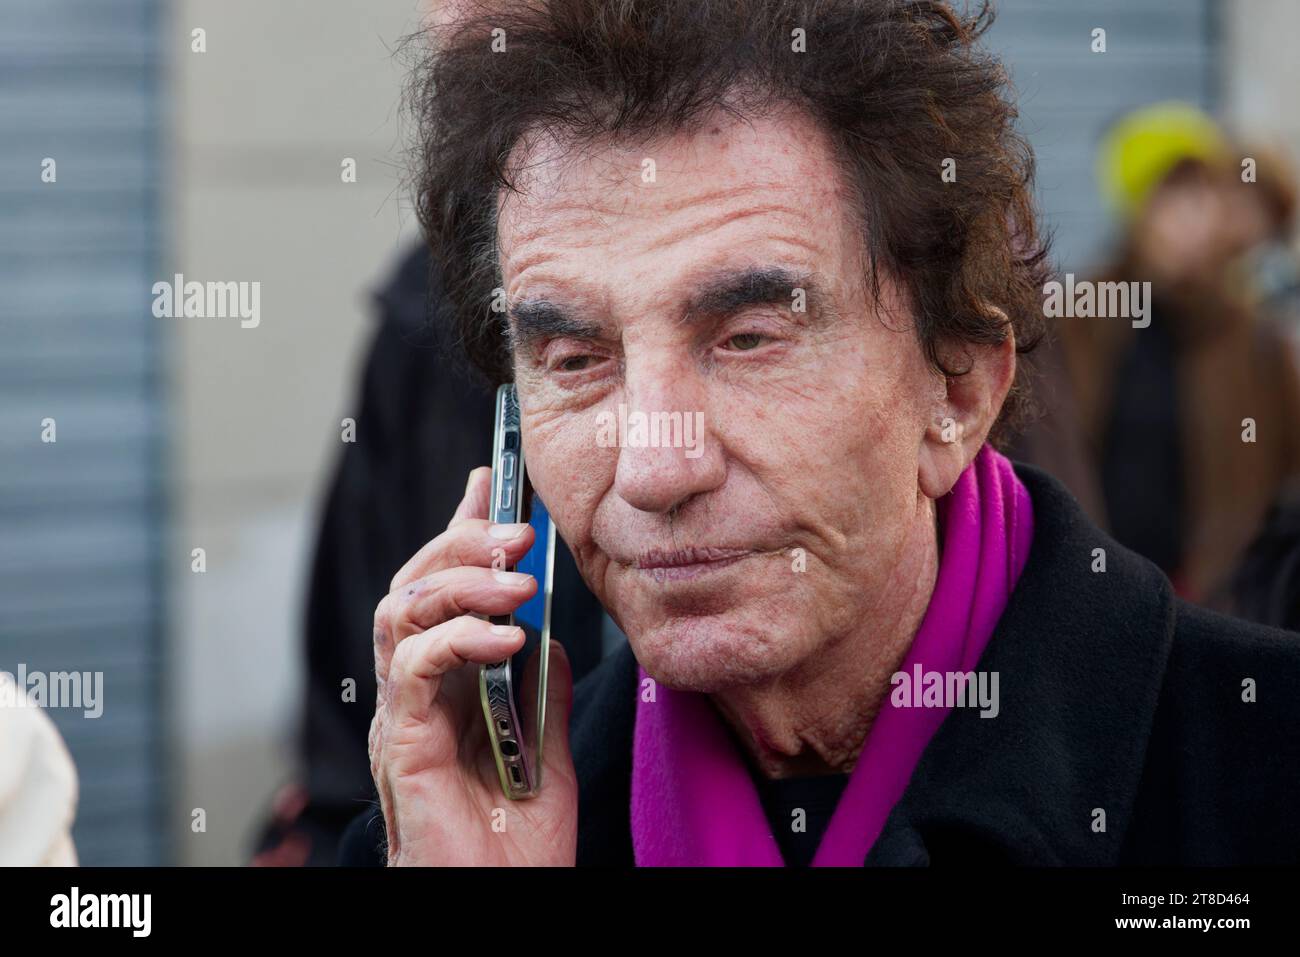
<box><xmin>405</xmin><ymin>0</ymin><xmax>1050</xmax><ymax>442</ymax></box>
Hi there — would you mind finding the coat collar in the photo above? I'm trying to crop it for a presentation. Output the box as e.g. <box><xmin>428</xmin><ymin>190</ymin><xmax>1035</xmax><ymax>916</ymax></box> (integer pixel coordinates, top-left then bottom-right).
<box><xmin>569</xmin><ymin>463</ymin><xmax>1179</xmax><ymax>865</ymax></box>
<box><xmin>868</xmin><ymin>463</ymin><xmax>1177</xmax><ymax>864</ymax></box>
<box><xmin>572</xmin><ymin>637</ymin><xmax>639</xmax><ymax>866</ymax></box>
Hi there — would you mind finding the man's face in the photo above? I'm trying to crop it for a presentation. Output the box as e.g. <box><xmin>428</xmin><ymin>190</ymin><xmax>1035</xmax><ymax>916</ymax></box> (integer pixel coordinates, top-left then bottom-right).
<box><xmin>498</xmin><ymin>109</ymin><xmax>941</xmax><ymax>692</ymax></box>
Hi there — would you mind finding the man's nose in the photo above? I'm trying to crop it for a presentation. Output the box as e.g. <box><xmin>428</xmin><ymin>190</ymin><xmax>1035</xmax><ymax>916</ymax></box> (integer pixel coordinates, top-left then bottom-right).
<box><xmin>611</xmin><ymin>370</ymin><xmax>724</xmax><ymax>515</ymax></box>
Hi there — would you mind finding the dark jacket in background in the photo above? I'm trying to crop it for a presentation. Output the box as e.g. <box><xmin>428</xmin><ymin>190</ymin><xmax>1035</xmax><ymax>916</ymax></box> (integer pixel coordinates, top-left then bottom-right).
<box><xmin>1061</xmin><ymin>281</ymin><xmax>1300</xmax><ymax>602</ymax></box>
<box><xmin>261</xmin><ymin>246</ymin><xmax>606</xmax><ymax>865</ymax></box>
<box><xmin>341</xmin><ymin>463</ymin><xmax>1300</xmax><ymax>866</ymax></box>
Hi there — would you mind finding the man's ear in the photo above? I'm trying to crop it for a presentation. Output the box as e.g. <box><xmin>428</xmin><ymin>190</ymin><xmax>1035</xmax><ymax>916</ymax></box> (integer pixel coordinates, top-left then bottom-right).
<box><xmin>917</xmin><ymin>326</ymin><xmax>1016</xmax><ymax>500</ymax></box>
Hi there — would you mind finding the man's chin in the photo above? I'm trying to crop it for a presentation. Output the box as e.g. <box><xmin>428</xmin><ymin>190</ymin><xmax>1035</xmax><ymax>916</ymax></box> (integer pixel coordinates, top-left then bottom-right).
<box><xmin>625</xmin><ymin>616</ymin><xmax>796</xmax><ymax>693</ymax></box>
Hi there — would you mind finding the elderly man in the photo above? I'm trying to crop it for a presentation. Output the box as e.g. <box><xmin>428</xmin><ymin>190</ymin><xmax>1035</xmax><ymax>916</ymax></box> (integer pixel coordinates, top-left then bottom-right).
<box><xmin>350</xmin><ymin>0</ymin><xmax>1300</xmax><ymax>866</ymax></box>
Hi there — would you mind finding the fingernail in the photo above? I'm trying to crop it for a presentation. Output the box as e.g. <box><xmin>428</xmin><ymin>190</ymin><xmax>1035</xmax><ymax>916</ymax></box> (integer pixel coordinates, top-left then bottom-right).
<box><xmin>494</xmin><ymin>571</ymin><xmax>531</xmax><ymax>585</ymax></box>
<box><xmin>488</xmin><ymin>522</ymin><xmax>529</xmax><ymax>539</ymax></box>
<box><xmin>490</xmin><ymin>625</ymin><xmax>521</xmax><ymax>637</ymax></box>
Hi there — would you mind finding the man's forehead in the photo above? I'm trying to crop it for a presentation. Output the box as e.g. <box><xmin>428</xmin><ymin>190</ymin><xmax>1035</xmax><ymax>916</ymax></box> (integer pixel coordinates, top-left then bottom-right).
<box><xmin>495</xmin><ymin>109</ymin><xmax>846</xmax><ymax>256</ymax></box>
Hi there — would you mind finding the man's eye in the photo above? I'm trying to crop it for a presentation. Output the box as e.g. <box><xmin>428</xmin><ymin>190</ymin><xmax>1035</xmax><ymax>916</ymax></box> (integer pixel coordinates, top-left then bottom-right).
<box><xmin>557</xmin><ymin>354</ymin><xmax>598</xmax><ymax>372</ymax></box>
<box><xmin>721</xmin><ymin>332</ymin><xmax>768</xmax><ymax>351</ymax></box>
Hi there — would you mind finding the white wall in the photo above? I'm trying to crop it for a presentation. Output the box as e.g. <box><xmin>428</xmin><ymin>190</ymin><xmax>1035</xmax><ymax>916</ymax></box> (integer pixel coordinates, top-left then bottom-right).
<box><xmin>167</xmin><ymin>0</ymin><xmax>424</xmax><ymax>865</ymax></box>
<box><xmin>1224</xmin><ymin>0</ymin><xmax>1300</xmax><ymax>163</ymax></box>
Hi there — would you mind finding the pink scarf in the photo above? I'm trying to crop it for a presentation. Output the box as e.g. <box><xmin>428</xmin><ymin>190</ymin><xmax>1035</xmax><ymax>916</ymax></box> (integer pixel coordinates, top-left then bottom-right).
<box><xmin>630</xmin><ymin>445</ymin><xmax>1034</xmax><ymax>866</ymax></box>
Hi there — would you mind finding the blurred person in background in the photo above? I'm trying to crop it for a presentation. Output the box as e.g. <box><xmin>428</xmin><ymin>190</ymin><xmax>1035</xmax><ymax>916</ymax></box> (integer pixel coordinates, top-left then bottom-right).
<box><xmin>1061</xmin><ymin>102</ymin><xmax>1300</xmax><ymax>607</ymax></box>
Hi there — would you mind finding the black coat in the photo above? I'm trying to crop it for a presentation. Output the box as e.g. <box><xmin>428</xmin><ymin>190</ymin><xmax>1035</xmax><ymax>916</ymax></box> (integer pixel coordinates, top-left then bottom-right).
<box><xmin>341</xmin><ymin>462</ymin><xmax>1300</xmax><ymax>865</ymax></box>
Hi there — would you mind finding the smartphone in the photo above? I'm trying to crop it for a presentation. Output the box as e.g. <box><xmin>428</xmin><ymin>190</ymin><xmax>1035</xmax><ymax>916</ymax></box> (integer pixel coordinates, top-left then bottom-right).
<box><xmin>480</xmin><ymin>383</ymin><xmax>555</xmax><ymax>800</ymax></box>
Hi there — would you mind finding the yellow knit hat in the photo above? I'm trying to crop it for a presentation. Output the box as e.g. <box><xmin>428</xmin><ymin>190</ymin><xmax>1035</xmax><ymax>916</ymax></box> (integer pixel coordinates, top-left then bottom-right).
<box><xmin>1097</xmin><ymin>101</ymin><xmax>1229</xmax><ymax>220</ymax></box>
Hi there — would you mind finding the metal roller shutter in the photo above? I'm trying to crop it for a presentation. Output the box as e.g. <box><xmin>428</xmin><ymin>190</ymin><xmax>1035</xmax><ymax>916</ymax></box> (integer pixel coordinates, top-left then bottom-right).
<box><xmin>0</xmin><ymin>0</ymin><xmax>165</xmax><ymax>865</ymax></box>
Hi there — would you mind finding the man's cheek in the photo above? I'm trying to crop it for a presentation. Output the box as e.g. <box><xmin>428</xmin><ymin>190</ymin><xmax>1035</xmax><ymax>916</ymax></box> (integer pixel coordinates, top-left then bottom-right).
<box><xmin>526</xmin><ymin>414</ymin><xmax>603</xmax><ymax>499</ymax></box>
<box><xmin>532</xmin><ymin>453</ymin><xmax>608</xmax><ymax>577</ymax></box>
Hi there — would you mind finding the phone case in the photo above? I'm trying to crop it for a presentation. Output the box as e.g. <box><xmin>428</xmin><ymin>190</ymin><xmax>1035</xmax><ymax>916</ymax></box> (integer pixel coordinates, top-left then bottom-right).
<box><xmin>479</xmin><ymin>384</ymin><xmax>554</xmax><ymax>799</ymax></box>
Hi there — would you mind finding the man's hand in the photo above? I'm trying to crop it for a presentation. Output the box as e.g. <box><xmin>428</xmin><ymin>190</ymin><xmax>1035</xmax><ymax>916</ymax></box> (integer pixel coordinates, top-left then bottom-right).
<box><xmin>368</xmin><ymin>466</ymin><xmax>577</xmax><ymax>865</ymax></box>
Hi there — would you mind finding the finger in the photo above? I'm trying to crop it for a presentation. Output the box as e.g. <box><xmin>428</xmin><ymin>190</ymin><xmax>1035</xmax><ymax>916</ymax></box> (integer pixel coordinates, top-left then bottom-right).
<box><xmin>389</xmin><ymin>617</ymin><xmax>526</xmax><ymax>726</ymax></box>
<box><xmin>388</xmin><ymin>465</ymin><xmax>490</xmax><ymax>589</ymax></box>
<box><xmin>390</xmin><ymin>515</ymin><xmax>535</xmax><ymax>593</ymax></box>
<box><xmin>399</xmin><ymin>566</ymin><xmax>537</xmax><ymax>630</ymax></box>
<box><xmin>449</xmin><ymin>466</ymin><xmax>493</xmax><ymax>528</ymax></box>
<box><xmin>375</xmin><ymin>566</ymin><xmax>537</xmax><ymax>682</ymax></box>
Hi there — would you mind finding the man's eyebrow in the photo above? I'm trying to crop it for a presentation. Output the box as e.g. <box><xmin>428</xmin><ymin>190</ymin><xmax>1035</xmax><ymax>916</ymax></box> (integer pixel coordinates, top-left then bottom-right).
<box><xmin>506</xmin><ymin>299</ymin><xmax>605</xmax><ymax>352</ymax></box>
<box><xmin>685</xmin><ymin>265</ymin><xmax>822</xmax><ymax>320</ymax></box>
<box><xmin>506</xmin><ymin>266</ymin><xmax>828</xmax><ymax>350</ymax></box>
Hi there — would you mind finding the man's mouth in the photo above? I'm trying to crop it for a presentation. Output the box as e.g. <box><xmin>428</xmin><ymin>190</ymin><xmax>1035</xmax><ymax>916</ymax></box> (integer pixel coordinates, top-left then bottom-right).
<box><xmin>633</xmin><ymin>546</ymin><xmax>755</xmax><ymax>583</ymax></box>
